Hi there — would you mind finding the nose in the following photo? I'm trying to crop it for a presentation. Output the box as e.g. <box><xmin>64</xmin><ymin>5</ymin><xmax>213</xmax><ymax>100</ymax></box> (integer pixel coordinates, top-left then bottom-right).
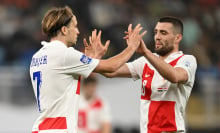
<box><xmin>76</xmin><ymin>28</ymin><xmax>80</xmax><ymax>34</ymax></box>
<box><xmin>155</xmin><ymin>33</ymin><xmax>161</xmax><ymax>40</ymax></box>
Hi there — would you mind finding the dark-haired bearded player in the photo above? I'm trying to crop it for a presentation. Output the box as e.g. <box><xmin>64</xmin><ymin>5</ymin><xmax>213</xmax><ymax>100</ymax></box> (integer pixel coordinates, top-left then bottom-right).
<box><xmin>101</xmin><ymin>16</ymin><xmax>197</xmax><ymax>133</ymax></box>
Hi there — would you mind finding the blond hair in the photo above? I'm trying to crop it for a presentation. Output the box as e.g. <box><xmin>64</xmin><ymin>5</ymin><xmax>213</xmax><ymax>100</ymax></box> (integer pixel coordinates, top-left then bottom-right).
<box><xmin>42</xmin><ymin>6</ymin><xmax>73</xmax><ymax>38</ymax></box>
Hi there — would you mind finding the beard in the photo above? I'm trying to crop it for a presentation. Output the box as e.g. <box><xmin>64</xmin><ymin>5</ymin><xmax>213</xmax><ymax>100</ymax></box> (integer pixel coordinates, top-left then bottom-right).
<box><xmin>155</xmin><ymin>42</ymin><xmax>174</xmax><ymax>56</ymax></box>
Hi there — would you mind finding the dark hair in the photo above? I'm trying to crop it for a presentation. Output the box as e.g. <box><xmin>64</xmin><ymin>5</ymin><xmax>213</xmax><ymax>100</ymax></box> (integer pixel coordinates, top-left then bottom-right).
<box><xmin>158</xmin><ymin>16</ymin><xmax>183</xmax><ymax>35</ymax></box>
<box><xmin>41</xmin><ymin>6</ymin><xmax>73</xmax><ymax>38</ymax></box>
<box><xmin>83</xmin><ymin>76</ymin><xmax>98</xmax><ymax>85</ymax></box>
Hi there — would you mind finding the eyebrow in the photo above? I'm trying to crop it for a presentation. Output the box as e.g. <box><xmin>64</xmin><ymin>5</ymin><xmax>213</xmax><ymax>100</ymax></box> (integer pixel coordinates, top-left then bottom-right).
<box><xmin>154</xmin><ymin>29</ymin><xmax>168</xmax><ymax>33</ymax></box>
<box><xmin>160</xmin><ymin>30</ymin><xmax>168</xmax><ymax>33</ymax></box>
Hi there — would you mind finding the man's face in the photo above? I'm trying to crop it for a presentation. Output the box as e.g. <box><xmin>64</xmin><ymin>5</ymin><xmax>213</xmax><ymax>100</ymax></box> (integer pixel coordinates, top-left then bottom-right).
<box><xmin>154</xmin><ymin>22</ymin><xmax>176</xmax><ymax>56</ymax></box>
<box><xmin>67</xmin><ymin>16</ymin><xmax>79</xmax><ymax>46</ymax></box>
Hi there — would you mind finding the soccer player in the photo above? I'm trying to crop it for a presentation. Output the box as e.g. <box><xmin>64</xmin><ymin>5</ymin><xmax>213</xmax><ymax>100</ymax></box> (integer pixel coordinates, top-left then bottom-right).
<box><xmin>101</xmin><ymin>17</ymin><xmax>197</xmax><ymax>133</ymax></box>
<box><xmin>29</xmin><ymin>6</ymin><xmax>146</xmax><ymax>133</ymax></box>
<box><xmin>78</xmin><ymin>75</ymin><xmax>111</xmax><ymax>133</ymax></box>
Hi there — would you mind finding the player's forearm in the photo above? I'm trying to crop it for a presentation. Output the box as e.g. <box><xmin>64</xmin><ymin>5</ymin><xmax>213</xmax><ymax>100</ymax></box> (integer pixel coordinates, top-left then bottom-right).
<box><xmin>101</xmin><ymin>73</ymin><xmax>115</xmax><ymax>78</ymax></box>
<box><xmin>143</xmin><ymin>49</ymin><xmax>179</xmax><ymax>83</ymax></box>
<box><xmin>94</xmin><ymin>46</ymin><xmax>136</xmax><ymax>73</ymax></box>
<box><xmin>106</xmin><ymin>46</ymin><xmax>136</xmax><ymax>71</ymax></box>
<box><xmin>101</xmin><ymin>64</ymin><xmax>131</xmax><ymax>78</ymax></box>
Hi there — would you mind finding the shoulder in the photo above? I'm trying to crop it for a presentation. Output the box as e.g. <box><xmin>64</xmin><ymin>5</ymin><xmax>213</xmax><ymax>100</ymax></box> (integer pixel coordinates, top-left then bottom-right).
<box><xmin>64</xmin><ymin>47</ymin><xmax>85</xmax><ymax>59</ymax></box>
<box><xmin>66</xmin><ymin>47</ymin><xmax>79</xmax><ymax>53</ymax></box>
<box><xmin>94</xmin><ymin>96</ymin><xmax>110</xmax><ymax>106</ymax></box>
<box><xmin>181</xmin><ymin>54</ymin><xmax>197</xmax><ymax>64</ymax></box>
<box><xmin>89</xmin><ymin>97</ymin><xmax>104</xmax><ymax>109</ymax></box>
<box><xmin>176</xmin><ymin>54</ymin><xmax>197</xmax><ymax>70</ymax></box>
<box><xmin>31</xmin><ymin>48</ymin><xmax>45</xmax><ymax>59</ymax></box>
<box><xmin>129</xmin><ymin>56</ymin><xmax>148</xmax><ymax>64</ymax></box>
<box><xmin>183</xmin><ymin>54</ymin><xmax>196</xmax><ymax>60</ymax></box>
<box><xmin>138</xmin><ymin>56</ymin><xmax>148</xmax><ymax>62</ymax></box>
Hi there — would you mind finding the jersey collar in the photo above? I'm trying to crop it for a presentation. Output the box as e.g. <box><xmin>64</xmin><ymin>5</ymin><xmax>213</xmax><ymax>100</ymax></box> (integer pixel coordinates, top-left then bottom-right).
<box><xmin>163</xmin><ymin>51</ymin><xmax>183</xmax><ymax>63</ymax></box>
<box><xmin>41</xmin><ymin>40</ymin><xmax>68</xmax><ymax>48</ymax></box>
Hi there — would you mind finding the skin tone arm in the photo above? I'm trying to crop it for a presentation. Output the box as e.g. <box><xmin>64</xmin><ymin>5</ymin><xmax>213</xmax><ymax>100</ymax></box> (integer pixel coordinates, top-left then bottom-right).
<box><xmin>84</xmin><ymin>24</ymin><xmax>147</xmax><ymax>73</ymax></box>
<box><xmin>135</xmin><ymin>40</ymin><xmax>188</xmax><ymax>83</ymax></box>
<box><xmin>100</xmin><ymin>29</ymin><xmax>188</xmax><ymax>83</ymax></box>
<box><xmin>101</xmin><ymin>64</ymin><xmax>131</xmax><ymax>78</ymax></box>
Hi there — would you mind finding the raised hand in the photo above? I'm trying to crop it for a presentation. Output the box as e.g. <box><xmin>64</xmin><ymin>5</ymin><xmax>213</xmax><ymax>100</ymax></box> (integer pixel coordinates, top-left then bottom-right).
<box><xmin>125</xmin><ymin>24</ymin><xmax>147</xmax><ymax>50</ymax></box>
<box><xmin>84</xmin><ymin>37</ymin><xmax>94</xmax><ymax>57</ymax></box>
<box><xmin>84</xmin><ymin>29</ymin><xmax>110</xmax><ymax>59</ymax></box>
<box><xmin>124</xmin><ymin>24</ymin><xmax>148</xmax><ymax>54</ymax></box>
<box><xmin>136</xmin><ymin>39</ymin><xmax>148</xmax><ymax>54</ymax></box>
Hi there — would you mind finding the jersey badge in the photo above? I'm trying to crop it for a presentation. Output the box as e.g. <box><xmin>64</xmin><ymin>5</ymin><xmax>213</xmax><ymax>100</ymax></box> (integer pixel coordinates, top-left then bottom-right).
<box><xmin>80</xmin><ymin>54</ymin><xmax>92</xmax><ymax>64</ymax></box>
<box><xmin>184</xmin><ymin>61</ymin><xmax>190</xmax><ymax>67</ymax></box>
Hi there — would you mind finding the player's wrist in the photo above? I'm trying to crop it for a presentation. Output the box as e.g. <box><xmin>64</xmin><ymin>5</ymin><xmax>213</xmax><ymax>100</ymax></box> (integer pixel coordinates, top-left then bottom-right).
<box><xmin>143</xmin><ymin>48</ymin><xmax>151</xmax><ymax>57</ymax></box>
<box><xmin>127</xmin><ymin>43</ymin><xmax>138</xmax><ymax>51</ymax></box>
<box><xmin>94</xmin><ymin>54</ymin><xmax>103</xmax><ymax>59</ymax></box>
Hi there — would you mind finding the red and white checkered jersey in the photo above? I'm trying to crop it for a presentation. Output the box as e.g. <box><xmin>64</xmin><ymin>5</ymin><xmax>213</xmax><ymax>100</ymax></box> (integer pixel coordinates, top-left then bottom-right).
<box><xmin>78</xmin><ymin>96</ymin><xmax>111</xmax><ymax>133</ymax></box>
<box><xmin>126</xmin><ymin>51</ymin><xmax>197</xmax><ymax>133</ymax></box>
<box><xmin>30</xmin><ymin>40</ymin><xmax>99</xmax><ymax>133</ymax></box>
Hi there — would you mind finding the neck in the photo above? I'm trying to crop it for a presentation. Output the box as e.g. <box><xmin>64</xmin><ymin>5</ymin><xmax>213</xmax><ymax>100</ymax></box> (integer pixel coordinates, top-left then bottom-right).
<box><xmin>51</xmin><ymin>36</ymin><xmax>69</xmax><ymax>47</ymax></box>
<box><xmin>159</xmin><ymin>49</ymin><xmax>179</xmax><ymax>60</ymax></box>
<box><xmin>84</xmin><ymin>95</ymin><xmax>94</xmax><ymax>101</ymax></box>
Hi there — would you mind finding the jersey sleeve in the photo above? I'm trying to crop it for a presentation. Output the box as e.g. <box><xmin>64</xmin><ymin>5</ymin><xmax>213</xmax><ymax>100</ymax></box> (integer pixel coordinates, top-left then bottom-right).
<box><xmin>126</xmin><ymin>56</ymin><xmax>146</xmax><ymax>81</ymax></box>
<box><xmin>175</xmin><ymin>55</ymin><xmax>197</xmax><ymax>86</ymax></box>
<box><xmin>61</xmin><ymin>47</ymin><xmax>99</xmax><ymax>78</ymax></box>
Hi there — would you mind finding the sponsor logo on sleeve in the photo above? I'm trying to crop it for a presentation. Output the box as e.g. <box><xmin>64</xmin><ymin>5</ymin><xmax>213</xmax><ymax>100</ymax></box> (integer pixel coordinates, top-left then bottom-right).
<box><xmin>184</xmin><ymin>61</ymin><xmax>190</xmax><ymax>67</ymax></box>
<box><xmin>80</xmin><ymin>54</ymin><xmax>92</xmax><ymax>64</ymax></box>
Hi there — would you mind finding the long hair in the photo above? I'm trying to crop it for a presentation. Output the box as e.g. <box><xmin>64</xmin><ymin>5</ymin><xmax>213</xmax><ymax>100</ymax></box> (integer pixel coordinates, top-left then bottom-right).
<box><xmin>41</xmin><ymin>6</ymin><xmax>73</xmax><ymax>39</ymax></box>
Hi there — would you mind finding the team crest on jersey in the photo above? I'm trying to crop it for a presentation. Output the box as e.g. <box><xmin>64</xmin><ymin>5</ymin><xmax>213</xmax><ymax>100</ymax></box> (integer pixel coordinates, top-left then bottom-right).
<box><xmin>80</xmin><ymin>54</ymin><xmax>92</xmax><ymax>64</ymax></box>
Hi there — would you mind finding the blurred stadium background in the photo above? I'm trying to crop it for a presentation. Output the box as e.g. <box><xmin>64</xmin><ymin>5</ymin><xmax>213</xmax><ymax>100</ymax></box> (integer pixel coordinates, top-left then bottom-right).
<box><xmin>0</xmin><ymin>0</ymin><xmax>220</xmax><ymax>132</ymax></box>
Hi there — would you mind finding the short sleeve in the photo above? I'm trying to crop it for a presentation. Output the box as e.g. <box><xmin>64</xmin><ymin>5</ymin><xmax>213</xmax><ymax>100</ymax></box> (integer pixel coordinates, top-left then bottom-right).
<box><xmin>61</xmin><ymin>47</ymin><xmax>99</xmax><ymax>78</ymax></box>
<box><xmin>126</xmin><ymin>56</ymin><xmax>146</xmax><ymax>81</ymax></box>
<box><xmin>175</xmin><ymin>55</ymin><xmax>197</xmax><ymax>85</ymax></box>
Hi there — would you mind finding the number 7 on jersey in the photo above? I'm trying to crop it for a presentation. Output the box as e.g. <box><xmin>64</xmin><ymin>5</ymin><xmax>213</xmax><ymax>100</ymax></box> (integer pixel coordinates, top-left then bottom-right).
<box><xmin>33</xmin><ymin>71</ymin><xmax>42</xmax><ymax>112</ymax></box>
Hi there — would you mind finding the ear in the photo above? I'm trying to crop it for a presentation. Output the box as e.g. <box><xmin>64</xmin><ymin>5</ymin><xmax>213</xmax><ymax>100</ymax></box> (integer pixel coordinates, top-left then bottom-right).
<box><xmin>175</xmin><ymin>34</ymin><xmax>182</xmax><ymax>43</ymax></box>
<box><xmin>60</xmin><ymin>26</ymin><xmax>68</xmax><ymax>36</ymax></box>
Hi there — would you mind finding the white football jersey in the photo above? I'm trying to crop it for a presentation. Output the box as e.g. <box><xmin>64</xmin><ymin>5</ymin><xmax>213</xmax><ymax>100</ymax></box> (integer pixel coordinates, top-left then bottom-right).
<box><xmin>78</xmin><ymin>96</ymin><xmax>111</xmax><ymax>133</ymax></box>
<box><xmin>126</xmin><ymin>51</ymin><xmax>197</xmax><ymax>133</ymax></box>
<box><xmin>30</xmin><ymin>40</ymin><xmax>99</xmax><ymax>133</ymax></box>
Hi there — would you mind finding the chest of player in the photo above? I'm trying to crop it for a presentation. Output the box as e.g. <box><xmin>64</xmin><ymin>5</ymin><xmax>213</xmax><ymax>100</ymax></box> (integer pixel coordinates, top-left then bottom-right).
<box><xmin>141</xmin><ymin>65</ymin><xmax>178</xmax><ymax>100</ymax></box>
<box><xmin>141</xmin><ymin>65</ymin><xmax>173</xmax><ymax>100</ymax></box>
<box><xmin>140</xmin><ymin>55</ymin><xmax>184</xmax><ymax>101</ymax></box>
